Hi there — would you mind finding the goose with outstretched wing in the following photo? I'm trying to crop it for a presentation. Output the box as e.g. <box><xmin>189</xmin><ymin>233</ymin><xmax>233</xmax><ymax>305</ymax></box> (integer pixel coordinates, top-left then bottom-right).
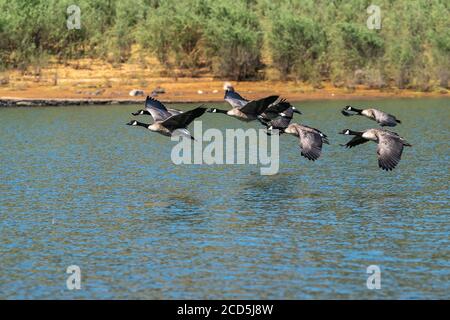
<box><xmin>127</xmin><ymin>106</ymin><xmax>206</xmax><ymax>140</ymax></box>
<box><xmin>207</xmin><ymin>89</ymin><xmax>279</xmax><ymax>122</ymax></box>
<box><xmin>132</xmin><ymin>96</ymin><xmax>183</xmax><ymax>119</ymax></box>
<box><xmin>340</xmin><ymin>128</ymin><xmax>411</xmax><ymax>170</ymax></box>
<box><xmin>259</xmin><ymin>100</ymin><xmax>301</xmax><ymax>122</ymax></box>
<box><xmin>341</xmin><ymin>106</ymin><xmax>401</xmax><ymax>127</ymax></box>
<box><xmin>281</xmin><ymin>123</ymin><xmax>329</xmax><ymax>161</ymax></box>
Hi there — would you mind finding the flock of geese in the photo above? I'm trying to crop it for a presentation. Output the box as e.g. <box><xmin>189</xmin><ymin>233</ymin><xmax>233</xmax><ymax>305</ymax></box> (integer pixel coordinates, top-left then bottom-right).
<box><xmin>127</xmin><ymin>88</ymin><xmax>411</xmax><ymax>171</ymax></box>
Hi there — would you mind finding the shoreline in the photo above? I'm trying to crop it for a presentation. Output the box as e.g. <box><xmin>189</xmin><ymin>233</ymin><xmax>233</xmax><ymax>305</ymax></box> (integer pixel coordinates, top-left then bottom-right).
<box><xmin>1</xmin><ymin>90</ymin><xmax>448</xmax><ymax>107</ymax></box>
<box><xmin>1</xmin><ymin>59</ymin><xmax>448</xmax><ymax>106</ymax></box>
<box><xmin>1</xmin><ymin>57</ymin><xmax>448</xmax><ymax>106</ymax></box>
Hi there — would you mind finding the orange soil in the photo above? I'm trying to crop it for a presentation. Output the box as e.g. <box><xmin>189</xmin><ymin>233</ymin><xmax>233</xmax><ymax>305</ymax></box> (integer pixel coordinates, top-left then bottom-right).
<box><xmin>0</xmin><ymin>58</ymin><xmax>447</xmax><ymax>103</ymax></box>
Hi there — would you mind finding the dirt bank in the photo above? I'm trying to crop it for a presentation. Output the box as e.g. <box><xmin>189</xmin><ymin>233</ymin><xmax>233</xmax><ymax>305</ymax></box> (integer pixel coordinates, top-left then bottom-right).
<box><xmin>1</xmin><ymin>59</ymin><xmax>447</xmax><ymax>106</ymax></box>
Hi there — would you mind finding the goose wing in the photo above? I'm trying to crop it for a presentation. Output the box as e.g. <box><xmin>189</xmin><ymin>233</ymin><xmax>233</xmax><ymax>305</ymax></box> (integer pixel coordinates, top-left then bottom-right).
<box><xmin>373</xmin><ymin>109</ymin><xmax>400</xmax><ymax>126</ymax></box>
<box><xmin>270</xmin><ymin>116</ymin><xmax>292</xmax><ymax>129</ymax></box>
<box><xmin>262</xmin><ymin>100</ymin><xmax>290</xmax><ymax>119</ymax></box>
<box><xmin>269</xmin><ymin>110</ymin><xmax>294</xmax><ymax>129</ymax></box>
<box><xmin>224</xmin><ymin>90</ymin><xmax>248</xmax><ymax>109</ymax></box>
<box><xmin>376</xmin><ymin>134</ymin><xmax>405</xmax><ymax>170</ymax></box>
<box><xmin>145</xmin><ymin>96</ymin><xmax>172</xmax><ymax>121</ymax></box>
<box><xmin>301</xmin><ymin>124</ymin><xmax>328</xmax><ymax>138</ymax></box>
<box><xmin>167</xmin><ymin>108</ymin><xmax>183</xmax><ymax>116</ymax></box>
<box><xmin>342</xmin><ymin>136</ymin><xmax>369</xmax><ymax>148</ymax></box>
<box><xmin>301</xmin><ymin>124</ymin><xmax>329</xmax><ymax>144</ymax></box>
<box><xmin>294</xmin><ymin>125</ymin><xmax>324</xmax><ymax>161</ymax></box>
<box><xmin>161</xmin><ymin>106</ymin><xmax>207</xmax><ymax>131</ymax></box>
<box><xmin>240</xmin><ymin>95</ymin><xmax>279</xmax><ymax>115</ymax></box>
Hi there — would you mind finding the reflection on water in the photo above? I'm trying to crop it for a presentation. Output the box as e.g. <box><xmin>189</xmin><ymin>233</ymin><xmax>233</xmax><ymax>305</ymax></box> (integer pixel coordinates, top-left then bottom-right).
<box><xmin>0</xmin><ymin>98</ymin><xmax>449</xmax><ymax>299</ymax></box>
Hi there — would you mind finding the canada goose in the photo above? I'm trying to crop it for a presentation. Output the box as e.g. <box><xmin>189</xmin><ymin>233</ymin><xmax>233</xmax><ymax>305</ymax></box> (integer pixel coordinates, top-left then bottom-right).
<box><xmin>259</xmin><ymin>100</ymin><xmax>301</xmax><ymax>122</ymax></box>
<box><xmin>127</xmin><ymin>106</ymin><xmax>206</xmax><ymax>140</ymax></box>
<box><xmin>281</xmin><ymin>123</ymin><xmax>329</xmax><ymax>161</ymax></box>
<box><xmin>132</xmin><ymin>96</ymin><xmax>183</xmax><ymax>117</ymax></box>
<box><xmin>207</xmin><ymin>89</ymin><xmax>279</xmax><ymax>122</ymax></box>
<box><xmin>341</xmin><ymin>106</ymin><xmax>401</xmax><ymax>127</ymax></box>
<box><xmin>259</xmin><ymin>106</ymin><xmax>297</xmax><ymax>134</ymax></box>
<box><xmin>339</xmin><ymin>128</ymin><xmax>412</xmax><ymax>171</ymax></box>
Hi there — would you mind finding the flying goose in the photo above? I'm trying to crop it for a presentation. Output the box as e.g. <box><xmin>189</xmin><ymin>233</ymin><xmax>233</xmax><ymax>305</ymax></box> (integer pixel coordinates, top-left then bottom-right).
<box><xmin>132</xmin><ymin>96</ymin><xmax>183</xmax><ymax>117</ymax></box>
<box><xmin>281</xmin><ymin>123</ymin><xmax>329</xmax><ymax>161</ymax></box>
<box><xmin>259</xmin><ymin>100</ymin><xmax>301</xmax><ymax>122</ymax></box>
<box><xmin>259</xmin><ymin>106</ymin><xmax>297</xmax><ymax>135</ymax></box>
<box><xmin>126</xmin><ymin>106</ymin><xmax>206</xmax><ymax>140</ymax></box>
<box><xmin>341</xmin><ymin>106</ymin><xmax>401</xmax><ymax>127</ymax></box>
<box><xmin>339</xmin><ymin>128</ymin><xmax>412</xmax><ymax>171</ymax></box>
<box><xmin>207</xmin><ymin>89</ymin><xmax>279</xmax><ymax>122</ymax></box>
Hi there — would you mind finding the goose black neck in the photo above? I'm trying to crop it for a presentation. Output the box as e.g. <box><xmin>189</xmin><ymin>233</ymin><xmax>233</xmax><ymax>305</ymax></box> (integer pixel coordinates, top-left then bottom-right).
<box><xmin>132</xmin><ymin>109</ymin><xmax>150</xmax><ymax>116</ymax></box>
<box><xmin>349</xmin><ymin>106</ymin><xmax>363</xmax><ymax>114</ymax></box>
<box><xmin>348</xmin><ymin>129</ymin><xmax>363</xmax><ymax>136</ymax></box>
<box><xmin>135</xmin><ymin>121</ymin><xmax>150</xmax><ymax>128</ymax></box>
<box><xmin>212</xmin><ymin>108</ymin><xmax>228</xmax><ymax>114</ymax></box>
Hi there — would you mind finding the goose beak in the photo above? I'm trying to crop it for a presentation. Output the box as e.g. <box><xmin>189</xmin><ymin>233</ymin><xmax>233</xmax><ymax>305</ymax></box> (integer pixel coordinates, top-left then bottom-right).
<box><xmin>293</xmin><ymin>109</ymin><xmax>302</xmax><ymax>115</ymax></box>
<box><xmin>126</xmin><ymin>121</ymin><xmax>134</xmax><ymax>125</ymax></box>
<box><xmin>131</xmin><ymin>112</ymin><xmax>139</xmax><ymax>116</ymax></box>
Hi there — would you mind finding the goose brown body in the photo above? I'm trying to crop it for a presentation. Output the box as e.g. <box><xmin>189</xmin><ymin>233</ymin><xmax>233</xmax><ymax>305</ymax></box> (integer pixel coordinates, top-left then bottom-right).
<box><xmin>342</xmin><ymin>106</ymin><xmax>401</xmax><ymax>127</ymax></box>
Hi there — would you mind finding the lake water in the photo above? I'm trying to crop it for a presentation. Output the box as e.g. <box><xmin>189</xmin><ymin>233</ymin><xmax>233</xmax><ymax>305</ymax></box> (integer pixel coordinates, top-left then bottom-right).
<box><xmin>0</xmin><ymin>98</ymin><xmax>449</xmax><ymax>299</ymax></box>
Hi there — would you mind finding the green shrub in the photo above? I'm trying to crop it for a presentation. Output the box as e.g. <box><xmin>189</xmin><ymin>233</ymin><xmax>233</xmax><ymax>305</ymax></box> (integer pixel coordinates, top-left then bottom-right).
<box><xmin>203</xmin><ymin>0</ymin><xmax>263</xmax><ymax>80</ymax></box>
<box><xmin>269</xmin><ymin>12</ymin><xmax>326</xmax><ymax>81</ymax></box>
<box><xmin>138</xmin><ymin>0</ymin><xmax>206</xmax><ymax>73</ymax></box>
<box><xmin>0</xmin><ymin>0</ymin><xmax>448</xmax><ymax>88</ymax></box>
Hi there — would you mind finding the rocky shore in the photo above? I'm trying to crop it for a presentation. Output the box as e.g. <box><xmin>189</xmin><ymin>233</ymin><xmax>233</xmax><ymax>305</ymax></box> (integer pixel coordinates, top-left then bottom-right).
<box><xmin>0</xmin><ymin>98</ymin><xmax>146</xmax><ymax>107</ymax></box>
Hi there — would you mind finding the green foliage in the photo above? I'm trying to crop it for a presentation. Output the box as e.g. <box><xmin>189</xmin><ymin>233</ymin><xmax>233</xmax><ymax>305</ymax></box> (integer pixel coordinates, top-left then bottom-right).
<box><xmin>203</xmin><ymin>1</ymin><xmax>263</xmax><ymax>80</ymax></box>
<box><xmin>269</xmin><ymin>11</ymin><xmax>326</xmax><ymax>81</ymax></box>
<box><xmin>339</xmin><ymin>23</ymin><xmax>384</xmax><ymax>61</ymax></box>
<box><xmin>0</xmin><ymin>0</ymin><xmax>449</xmax><ymax>86</ymax></box>
<box><xmin>138</xmin><ymin>0</ymin><xmax>206</xmax><ymax>72</ymax></box>
<box><xmin>103</xmin><ymin>1</ymin><xmax>145</xmax><ymax>63</ymax></box>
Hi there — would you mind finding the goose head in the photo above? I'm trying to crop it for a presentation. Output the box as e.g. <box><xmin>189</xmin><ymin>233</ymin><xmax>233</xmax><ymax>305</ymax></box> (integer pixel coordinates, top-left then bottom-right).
<box><xmin>127</xmin><ymin>120</ymin><xmax>151</xmax><ymax>129</ymax></box>
<box><xmin>207</xmin><ymin>108</ymin><xmax>217</xmax><ymax>113</ymax></box>
<box><xmin>223</xmin><ymin>82</ymin><xmax>234</xmax><ymax>91</ymax></box>
<box><xmin>292</xmin><ymin>107</ymin><xmax>302</xmax><ymax>115</ymax></box>
<box><xmin>132</xmin><ymin>109</ymin><xmax>150</xmax><ymax>116</ymax></box>
<box><xmin>339</xmin><ymin>129</ymin><xmax>363</xmax><ymax>136</ymax></box>
<box><xmin>126</xmin><ymin>120</ymin><xmax>138</xmax><ymax>126</ymax></box>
